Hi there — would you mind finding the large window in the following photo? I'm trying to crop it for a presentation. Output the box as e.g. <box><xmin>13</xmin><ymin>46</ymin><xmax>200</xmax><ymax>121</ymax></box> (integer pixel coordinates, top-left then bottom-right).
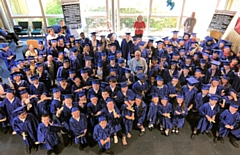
<box><xmin>151</xmin><ymin>0</ymin><xmax>183</xmax><ymax>16</ymax></box>
<box><xmin>7</xmin><ymin>0</ymin><xmax>41</xmax><ymax>16</ymax></box>
<box><xmin>42</xmin><ymin>0</ymin><xmax>63</xmax><ymax>15</ymax></box>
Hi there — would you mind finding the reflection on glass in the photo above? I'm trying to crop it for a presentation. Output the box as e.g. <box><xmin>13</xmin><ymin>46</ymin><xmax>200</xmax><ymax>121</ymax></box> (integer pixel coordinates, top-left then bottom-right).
<box><xmin>47</xmin><ymin>18</ymin><xmax>63</xmax><ymax>26</ymax></box>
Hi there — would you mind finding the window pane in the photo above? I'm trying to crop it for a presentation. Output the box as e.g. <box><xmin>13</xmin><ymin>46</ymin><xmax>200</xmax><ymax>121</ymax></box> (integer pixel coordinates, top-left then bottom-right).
<box><xmin>119</xmin><ymin>0</ymin><xmax>149</xmax><ymax>15</ymax></box>
<box><xmin>119</xmin><ymin>17</ymin><xmax>147</xmax><ymax>34</ymax></box>
<box><xmin>47</xmin><ymin>18</ymin><xmax>64</xmax><ymax>26</ymax></box>
<box><xmin>13</xmin><ymin>18</ymin><xmax>43</xmax><ymax>26</ymax></box>
<box><xmin>149</xmin><ymin>17</ymin><xmax>178</xmax><ymax>35</ymax></box>
<box><xmin>42</xmin><ymin>0</ymin><xmax>63</xmax><ymax>15</ymax></box>
<box><xmin>85</xmin><ymin>17</ymin><xmax>111</xmax><ymax>34</ymax></box>
<box><xmin>82</xmin><ymin>0</ymin><xmax>106</xmax><ymax>15</ymax></box>
<box><xmin>8</xmin><ymin>0</ymin><xmax>41</xmax><ymax>15</ymax></box>
<box><xmin>182</xmin><ymin>0</ymin><xmax>218</xmax><ymax>37</ymax></box>
<box><xmin>151</xmin><ymin>0</ymin><xmax>183</xmax><ymax>15</ymax></box>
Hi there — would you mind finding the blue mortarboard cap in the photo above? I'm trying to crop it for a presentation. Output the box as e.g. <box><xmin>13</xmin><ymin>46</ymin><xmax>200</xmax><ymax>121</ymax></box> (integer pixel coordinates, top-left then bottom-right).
<box><xmin>109</xmin><ymin>76</ymin><xmax>117</xmax><ymax>82</ymax></box>
<box><xmin>210</xmin><ymin>94</ymin><xmax>220</xmax><ymax>100</ymax></box>
<box><xmin>36</xmin><ymin>62</ymin><xmax>43</xmax><ymax>68</ymax></box>
<box><xmin>127</xmin><ymin>92</ymin><xmax>135</xmax><ymax>100</ymax></box>
<box><xmin>0</xmin><ymin>43</ymin><xmax>9</xmax><ymax>48</ymax></box>
<box><xmin>120</xmin><ymin>82</ymin><xmax>128</xmax><ymax>88</ymax></box>
<box><xmin>84</xmin><ymin>56</ymin><xmax>93</xmax><ymax>61</ymax></box>
<box><xmin>118</xmin><ymin>58</ymin><xmax>125</xmax><ymax>64</ymax></box>
<box><xmin>116</xmin><ymin>50</ymin><xmax>121</xmax><ymax>54</ymax></box>
<box><xmin>57</xmin><ymin>37</ymin><xmax>64</xmax><ymax>42</ymax></box>
<box><xmin>222</xmin><ymin>75</ymin><xmax>230</xmax><ymax>80</ymax></box>
<box><xmin>11</xmin><ymin>72</ymin><xmax>21</xmax><ymax>77</ymax></box>
<box><xmin>100</xmin><ymin>35</ymin><xmax>105</xmax><ymax>38</ymax></box>
<box><xmin>97</xmin><ymin>62</ymin><xmax>103</xmax><ymax>67</ymax></box>
<box><xmin>179</xmin><ymin>48</ymin><xmax>185</xmax><ymax>52</ymax></box>
<box><xmin>110</xmin><ymin>43</ymin><xmax>117</xmax><ymax>47</ymax></box>
<box><xmin>109</xmin><ymin>56</ymin><xmax>115</xmax><ymax>60</ymax></box>
<box><xmin>177</xmin><ymin>93</ymin><xmax>184</xmax><ymax>99</ymax></box>
<box><xmin>161</xmin><ymin>96</ymin><xmax>169</xmax><ymax>100</ymax></box>
<box><xmin>212</xmin><ymin>76</ymin><xmax>220</xmax><ymax>81</ymax></box>
<box><xmin>30</xmin><ymin>74</ymin><xmax>39</xmax><ymax>81</ymax></box>
<box><xmin>200</xmin><ymin>59</ymin><xmax>206</xmax><ymax>63</ymax></box>
<box><xmin>6</xmin><ymin>89</ymin><xmax>14</xmax><ymax>94</ymax></box>
<box><xmin>80</xmin><ymin>68</ymin><xmax>88</xmax><ymax>74</ymax></box>
<box><xmin>101</xmin><ymin>52</ymin><xmax>106</xmax><ymax>56</ymax></box>
<box><xmin>190</xmin><ymin>41</ymin><xmax>198</xmax><ymax>45</ymax></box>
<box><xmin>57</xmin><ymin>77</ymin><xmax>65</xmax><ymax>82</ymax></box>
<box><xmin>171</xmin><ymin>61</ymin><xmax>178</xmax><ymax>65</ymax></box>
<box><xmin>125</xmin><ymin>32</ymin><xmax>131</xmax><ymax>35</ymax></box>
<box><xmin>107</xmin><ymin>33</ymin><xmax>113</xmax><ymax>38</ymax></box>
<box><xmin>97</xmin><ymin>43</ymin><xmax>102</xmax><ymax>47</ymax></box>
<box><xmin>229</xmin><ymin>100</ymin><xmax>239</xmax><ymax>109</ymax></box>
<box><xmin>106</xmin><ymin>98</ymin><xmax>113</xmax><ymax>103</ymax></box>
<box><xmin>202</xmin><ymin>84</ymin><xmax>210</xmax><ymax>90</ymax></box>
<box><xmin>191</xmin><ymin>33</ymin><xmax>197</xmax><ymax>36</ymax></box>
<box><xmin>135</xmin><ymin>94</ymin><xmax>143</xmax><ymax>99</ymax></box>
<box><xmin>110</xmin><ymin>67</ymin><xmax>117</xmax><ymax>72</ymax></box>
<box><xmin>195</xmin><ymin>68</ymin><xmax>202</xmax><ymax>73</ymax></box>
<box><xmin>84</xmin><ymin>44</ymin><xmax>89</xmax><ymax>47</ymax></box>
<box><xmin>183</xmin><ymin>65</ymin><xmax>190</xmax><ymax>70</ymax></box>
<box><xmin>167</xmin><ymin>45</ymin><xmax>173</xmax><ymax>48</ymax></box>
<box><xmin>136</xmin><ymin>66</ymin><xmax>143</xmax><ymax>71</ymax></box>
<box><xmin>211</xmin><ymin>60</ymin><xmax>220</xmax><ymax>66</ymax></box>
<box><xmin>38</xmin><ymin>41</ymin><xmax>43</xmax><ymax>45</ymax></box>
<box><xmin>205</xmin><ymin>36</ymin><xmax>213</xmax><ymax>42</ymax></box>
<box><xmin>178</xmin><ymin>38</ymin><xmax>185</xmax><ymax>42</ymax></box>
<box><xmin>132</xmin><ymin>36</ymin><xmax>137</xmax><ymax>41</ymax></box>
<box><xmin>137</xmin><ymin>72</ymin><xmax>146</xmax><ymax>80</ymax></box>
<box><xmin>58</xmin><ymin>51</ymin><xmax>64</xmax><ymax>55</ymax></box>
<box><xmin>156</xmin><ymin>76</ymin><xmax>163</xmax><ymax>81</ymax></box>
<box><xmin>24</xmin><ymin>67</ymin><xmax>30</xmax><ymax>72</ymax></box>
<box><xmin>173</xmin><ymin>52</ymin><xmax>179</xmax><ymax>56</ymax></box>
<box><xmin>152</xmin><ymin>93</ymin><xmax>159</xmax><ymax>98</ymax></box>
<box><xmin>71</xmin><ymin>107</ymin><xmax>79</xmax><ymax>113</ymax></box>
<box><xmin>224</xmin><ymin>45</ymin><xmax>231</xmax><ymax>49</ymax></box>
<box><xmin>74</xmin><ymin>39</ymin><xmax>80</xmax><ymax>44</ymax></box>
<box><xmin>138</xmin><ymin>41</ymin><xmax>146</xmax><ymax>46</ymax></box>
<box><xmin>65</xmin><ymin>42</ymin><xmax>70</xmax><ymax>45</ymax></box>
<box><xmin>19</xmin><ymin>89</ymin><xmax>28</xmax><ymax>95</ymax></box>
<box><xmin>223</xmin><ymin>60</ymin><xmax>230</xmax><ymax>66</ymax></box>
<box><xmin>72</xmin><ymin>48</ymin><xmax>78</xmax><ymax>53</ymax></box>
<box><xmin>69</xmin><ymin>35</ymin><xmax>74</xmax><ymax>38</ymax></box>
<box><xmin>98</xmin><ymin>116</ymin><xmax>106</xmax><ymax>122</ymax></box>
<box><xmin>186</xmin><ymin>77</ymin><xmax>199</xmax><ymax>86</ymax></box>
<box><xmin>28</xmin><ymin>56</ymin><xmax>34</xmax><ymax>61</ymax></box>
<box><xmin>51</xmin><ymin>39</ymin><xmax>57</xmax><ymax>43</ymax></box>
<box><xmin>148</xmin><ymin>39</ymin><xmax>154</xmax><ymax>43</ymax></box>
<box><xmin>212</xmin><ymin>49</ymin><xmax>221</xmax><ymax>54</ymax></box>
<box><xmin>100</xmin><ymin>82</ymin><xmax>109</xmax><ymax>88</ymax></box>
<box><xmin>185</xmin><ymin>55</ymin><xmax>192</xmax><ymax>60</ymax></box>
<box><xmin>156</xmin><ymin>40</ymin><xmax>163</xmax><ymax>44</ymax></box>
<box><xmin>92</xmin><ymin>79</ymin><xmax>100</xmax><ymax>85</ymax></box>
<box><xmin>52</xmin><ymin>88</ymin><xmax>60</xmax><ymax>93</ymax></box>
<box><xmin>63</xmin><ymin>94</ymin><xmax>73</xmax><ymax>99</ymax></box>
<box><xmin>125</xmin><ymin>68</ymin><xmax>131</xmax><ymax>73</ymax></box>
<box><xmin>90</xmin><ymin>32</ymin><xmax>97</xmax><ymax>36</ymax></box>
<box><xmin>63</xmin><ymin>59</ymin><xmax>70</xmax><ymax>63</ymax></box>
<box><xmin>162</xmin><ymin>37</ymin><xmax>169</xmax><ymax>41</ymax></box>
<box><xmin>90</xmin><ymin>94</ymin><xmax>97</xmax><ymax>99</ymax></box>
<box><xmin>77</xmin><ymin>90</ymin><xmax>86</xmax><ymax>97</ymax></box>
<box><xmin>172</xmin><ymin>30</ymin><xmax>179</xmax><ymax>34</ymax></box>
<box><xmin>172</xmin><ymin>75</ymin><xmax>178</xmax><ymax>79</ymax></box>
<box><xmin>68</xmin><ymin>69</ymin><xmax>76</xmax><ymax>74</ymax></box>
<box><xmin>12</xmin><ymin>105</ymin><xmax>27</xmax><ymax>115</ymax></box>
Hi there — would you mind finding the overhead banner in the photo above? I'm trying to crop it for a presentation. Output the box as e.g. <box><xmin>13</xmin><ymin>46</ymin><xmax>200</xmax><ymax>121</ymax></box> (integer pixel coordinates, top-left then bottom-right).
<box><xmin>208</xmin><ymin>10</ymin><xmax>236</xmax><ymax>34</ymax></box>
<box><xmin>62</xmin><ymin>3</ymin><xmax>82</xmax><ymax>29</ymax></box>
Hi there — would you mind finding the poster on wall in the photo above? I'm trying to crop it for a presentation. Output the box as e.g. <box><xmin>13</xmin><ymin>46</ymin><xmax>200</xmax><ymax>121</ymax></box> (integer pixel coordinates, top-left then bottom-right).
<box><xmin>208</xmin><ymin>10</ymin><xmax>236</xmax><ymax>34</ymax></box>
<box><xmin>61</xmin><ymin>3</ymin><xmax>82</xmax><ymax>30</ymax></box>
<box><xmin>234</xmin><ymin>17</ymin><xmax>240</xmax><ymax>35</ymax></box>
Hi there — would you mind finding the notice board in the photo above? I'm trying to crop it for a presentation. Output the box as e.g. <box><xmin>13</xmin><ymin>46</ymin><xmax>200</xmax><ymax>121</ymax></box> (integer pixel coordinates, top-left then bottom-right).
<box><xmin>62</xmin><ymin>3</ymin><xmax>82</xmax><ymax>29</ymax></box>
<box><xmin>208</xmin><ymin>10</ymin><xmax>236</xmax><ymax>34</ymax></box>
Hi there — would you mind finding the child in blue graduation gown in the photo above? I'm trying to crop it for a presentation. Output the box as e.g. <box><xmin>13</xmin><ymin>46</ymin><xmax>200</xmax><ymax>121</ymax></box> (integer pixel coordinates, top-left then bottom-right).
<box><xmin>215</xmin><ymin>101</ymin><xmax>240</xmax><ymax>144</ymax></box>
<box><xmin>37</xmin><ymin>114</ymin><xmax>59</xmax><ymax>155</ymax></box>
<box><xmin>134</xmin><ymin>94</ymin><xmax>147</xmax><ymax>136</ymax></box>
<box><xmin>12</xmin><ymin>72</ymin><xmax>30</xmax><ymax>98</ymax></box>
<box><xmin>197</xmin><ymin>95</ymin><xmax>221</xmax><ymax>138</ymax></box>
<box><xmin>93</xmin><ymin>116</ymin><xmax>115</xmax><ymax>155</ymax></box>
<box><xmin>50</xmin><ymin>88</ymin><xmax>62</xmax><ymax>119</ymax></box>
<box><xmin>132</xmin><ymin>73</ymin><xmax>148</xmax><ymax>98</ymax></box>
<box><xmin>29</xmin><ymin>74</ymin><xmax>48</xmax><ymax>98</ymax></box>
<box><xmin>151</xmin><ymin>76</ymin><xmax>168</xmax><ymax>99</ymax></box>
<box><xmin>102</xmin><ymin>98</ymin><xmax>121</xmax><ymax>144</ymax></box>
<box><xmin>172</xmin><ymin>93</ymin><xmax>188</xmax><ymax>134</ymax></box>
<box><xmin>121</xmin><ymin>92</ymin><xmax>135</xmax><ymax>146</ymax></box>
<box><xmin>158</xmin><ymin>96</ymin><xmax>173</xmax><ymax>136</ymax></box>
<box><xmin>69</xmin><ymin>107</ymin><xmax>88</xmax><ymax>151</ymax></box>
<box><xmin>12</xmin><ymin>105</ymin><xmax>39</xmax><ymax>154</ymax></box>
<box><xmin>147</xmin><ymin>93</ymin><xmax>160</xmax><ymax>131</ymax></box>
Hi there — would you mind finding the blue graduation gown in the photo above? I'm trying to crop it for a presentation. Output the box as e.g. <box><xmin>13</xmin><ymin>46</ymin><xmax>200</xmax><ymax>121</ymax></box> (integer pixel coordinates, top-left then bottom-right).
<box><xmin>121</xmin><ymin>39</ymin><xmax>133</xmax><ymax>60</ymax></box>
<box><xmin>158</xmin><ymin>102</ymin><xmax>173</xmax><ymax>129</ymax></box>
<box><xmin>71</xmin><ymin>84</ymin><xmax>82</xmax><ymax>102</ymax></box>
<box><xmin>58</xmin><ymin>83</ymin><xmax>72</xmax><ymax>95</ymax></box>
<box><xmin>93</xmin><ymin>123</ymin><xmax>112</xmax><ymax>149</ymax></box>
<box><xmin>58</xmin><ymin>105</ymin><xmax>72</xmax><ymax>124</ymax></box>
<box><xmin>56</xmin><ymin>66</ymin><xmax>70</xmax><ymax>79</ymax></box>
<box><xmin>12</xmin><ymin>113</ymin><xmax>39</xmax><ymax>147</ymax></box>
<box><xmin>87</xmin><ymin>102</ymin><xmax>106</xmax><ymax>127</ymax></box>
<box><xmin>205</xmin><ymin>68</ymin><xmax>221</xmax><ymax>84</ymax></box>
<box><xmin>0</xmin><ymin>97</ymin><xmax>22</xmax><ymax>124</ymax></box>
<box><xmin>29</xmin><ymin>82</ymin><xmax>47</xmax><ymax>97</ymax></box>
<box><xmin>105</xmin><ymin>85</ymin><xmax>120</xmax><ymax>99</ymax></box>
<box><xmin>121</xmin><ymin>104</ymin><xmax>134</xmax><ymax>135</ymax></box>
<box><xmin>81</xmin><ymin>77</ymin><xmax>93</xmax><ymax>88</ymax></box>
<box><xmin>87</xmin><ymin>88</ymin><xmax>102</xmax><ymax>100</ymax></box>
<box><xmin>115</xmin><ymin>89</ymin><xmax>134</xmax><ymax>108</ymax></box>
<box><xmin>0</xmin><ymin>108</ymin><xmax>7</xmax><ymax>127</ymax></box>
<box><xmin>48</xmin><ymin>47</ymin><xmax>59</xmax><ymax>58</ymax></box>
<box><xmin>151</xmin><ymin>85</ymin><xmax>168</xmax><ymax>99</ymax></box>
<box><xmin>194</xmin><ymin>93</ymin><xmax>209</xmax><ymax>110</ymax></box>
<box><xmin>179</xmin><ymin>73</ymin><xmax>190</xmax><ymax>86</ymax></box>
<box><xmin>132</xmin><ymin>81</ymin><xmax>148</xmax><ymax>96</ymax></box>
<box><xmin>162</xmin><ymin>69</ymin><xmax>179</xmax><ymax>84</ymax></box>
<box><xmin>69</xmin><ymin>55</ymin><xmax>81</xmax><ymax>71</ymax></box>
<box><xmin>197</xmin><ymin>103</ymin><xmax>220</xmax><ymax>133</ymax></box>
<box><xmin>37</xmin><ymin>100</ymin><xmax>49</xmax><ymax>116</ymax></box>
<box><xmin>69</xmin><ymin>113</ymin><xmax>88</xmax><ymax>144</ymax></box>
<box><xmin>37</xmin><ymin>123</ymin><xmax>59</xmax><ymax>150</ymax></box>
<box><xmin>219</xmin><ymin>109</ymin><xmax>240</xmax><ymax>137</ymax></box>
<box><xmin>50</xmin><ymin>99</ymin><xmax>62</xmax><ymax>115</ymax></box>
<box><xmin>147</xmin><ymin>102</ymin><xmax>159</xmax><ymax>125</ymax></box>
<box><xmin>37</xmin><ymin>47</ymin><xmax>48</xmax><ymax>57</ymax></box>
<box><xmin>13</xmin><ymin>80</ymin><xmax>30</xmax><ymax>98</ymax></box>
<box><xmin>102</xmin><ymin>106</ymin><xmax>122</xmax><ymax>133</ymax></box>
<box><xmin>172</xmin><ymin>105</ymin><xmax>188</xmax><ymax>128</ymax></box>
<box><xmin>181</xmin><ymin>85</ymin><xmax>198</xmax><ymax>107</ymax></box>
<box><xmin>0</xmin><ymin>49</ymin><xmax>16</xmax><ymax>69</ymax></box>
<box><xmin>141</xmin><ymin>48</ymin><xmax>149</xmax><ymax>63</ymax></box>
